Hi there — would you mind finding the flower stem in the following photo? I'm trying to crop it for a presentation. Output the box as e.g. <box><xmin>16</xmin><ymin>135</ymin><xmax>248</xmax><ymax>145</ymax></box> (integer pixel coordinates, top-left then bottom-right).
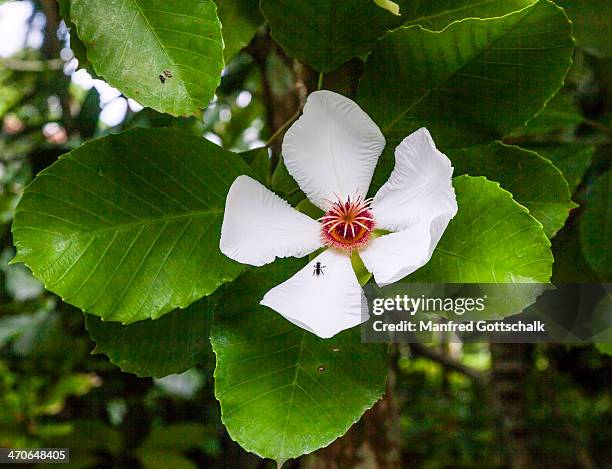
<box><xmin>264</xmin><ymin>107</ymin><xmax>302</xmax><ymax>148</ymax></box>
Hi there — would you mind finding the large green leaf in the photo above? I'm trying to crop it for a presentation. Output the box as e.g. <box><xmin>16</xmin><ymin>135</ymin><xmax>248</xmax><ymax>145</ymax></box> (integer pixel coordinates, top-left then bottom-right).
<box><xmin>85</xmin><ymin>297</ymin><xmax>214</xmax><ymax>378</ymax></box>
<box><xmin>403</xmin><ymin>0</ymin><xmax>536</xmax><ymax>30</ymax></box>
<box><xmin>12</xmin><ymin>128</ymin><xmax>251</xmax><ymax>323</ymax></box>
<box><xmin>555</xmin><ymin>0</ymin><xmax>611</xmax><ymax>56</ymax></box>
<box><xmin>271</xmin><ymin>157</ymin><xmax>300</xmax><ymax>194</ymax></box>
<box><xmin>239</xmin><ymin>147</ymin><xmax>270</xmax><ymax>185</ymax></box>
<box><xmin>260</xmin><ymin>0</ymin><xmax>407</xmax><ymax>72</ymax></box>
<box><xmin>215</xmin><ymin>0</ymin><xmax>262</xmax><ymax>62</ymax></box>
<box><xmin>449</xmin><ymin>142</ymin><xmax>576</xmax><ymax>238</ymax></box>
<box><xmin>69</xmin><ymin>0</ymin><xmax>224</xmax><ymax>116</ymax></box>
<box><xmin>509</xmin><ymin>91</ymin><xmax>583</xmax><ymax>137</ymax></box>
<box><xmin>271</xmin><ymin>157</ymin><xmax>305</xmax><ymax>206</ymax></box>
<box><xmin>358</xmin><ymin>0</ymin><xmax>573</xmax><ymax>171</ymax></box>
<box><xmin>212</xmin><ymin>259</ymin><xmax>388</xmax><ymax>462</ymax></box>
<box><xmin>408</xmin><ymin>176</ymin><xmax>553</xmax><ymax>316</ymax></box>
<box><xmin>412</xmin><ymin>175</ymin><xmax>553</xmax><ymax>283</ymax></box>
<box><xmin>580</xmin><ymin>169</ymin><xmax>611</xmax><ymax>280</ymax></box>
<box><xmin>523</xmin><ymin>143</ymin><xmax>595</xmax><ymax>193</ymax></box>
<box><xmin>551</xmin><ymin>218</ymin><xmax>598</xmax><ymax>284</ymax></box>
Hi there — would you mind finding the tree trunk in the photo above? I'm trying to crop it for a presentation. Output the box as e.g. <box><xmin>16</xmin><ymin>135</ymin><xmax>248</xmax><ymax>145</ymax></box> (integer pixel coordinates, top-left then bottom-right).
<box><xmin>247</xmin><ymin>30</ymin><xmax>309</xmax><ymax>162</ymax></box>
<box><xmin>490</xmin><ymin>343</ymin><xmax>533</xmax><ymax>469</ymax></box>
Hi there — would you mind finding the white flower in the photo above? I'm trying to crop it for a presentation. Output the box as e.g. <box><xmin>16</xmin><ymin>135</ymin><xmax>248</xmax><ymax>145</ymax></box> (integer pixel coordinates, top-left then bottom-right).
<box><xmin>220</xmin><ymin>91</ymin><xmax>457</xmax><ymax>339</ymax></box>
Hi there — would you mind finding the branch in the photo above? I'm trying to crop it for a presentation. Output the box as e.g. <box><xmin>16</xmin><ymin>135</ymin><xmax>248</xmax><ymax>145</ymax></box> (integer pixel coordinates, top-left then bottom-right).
<box><xmin>264</xmin><ymin>107</ymin><xmax>301</xmax><ymax>147</ymax></box>
<box><xmin>246</xmin><ymin>29</ymin><xmax>313</xmax><ymax>179</ymax></box>
<box><xmin>408</xmin><ymin>342</ymin><xmax>486</xmax><ymax>381</ymax></box>
<box><xmin>0</xmin><ymin>58</ymin><xmax>64</xmax><ymax>72</ymax></box>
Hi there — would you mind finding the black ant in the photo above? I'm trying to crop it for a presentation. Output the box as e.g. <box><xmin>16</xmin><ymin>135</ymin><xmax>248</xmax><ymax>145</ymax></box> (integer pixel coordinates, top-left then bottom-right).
<box><xmin>312</xmin><ymin>261</ymin><xmax>326</xmax><ymax>276</ymax></box>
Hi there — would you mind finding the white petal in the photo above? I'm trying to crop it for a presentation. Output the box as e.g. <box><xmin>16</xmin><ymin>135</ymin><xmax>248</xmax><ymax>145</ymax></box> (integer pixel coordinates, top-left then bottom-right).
<box><xmin>282</xmin><ymin>90</ymin><xmax>385</xmax><ymax>210</ymax></box>
<box><xmin>360</xmin><ymin>213</ymin><xmax>454</xmax><ymax>285</ymax></box>
<box><xmin>260</xmin><ymin>249</ymin><xmax>368</xmax><ymax>339</ymax></box>
<box><xmin>220</xmin><ymin>175</ymin><xmax>323</xmax><ymax>266</ymax></box>
<box><xmin>372</xmin><ymin>128</ymin><xmax>457</xmax><ymax>232</ymax></box>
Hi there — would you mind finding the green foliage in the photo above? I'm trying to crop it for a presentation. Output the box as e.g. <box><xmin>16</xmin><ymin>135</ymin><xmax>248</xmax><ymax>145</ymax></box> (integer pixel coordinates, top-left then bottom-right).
<box><xmin>0</xmin><ymin>313</ymin><xmax>36</xmax><ymax>347</ymax></box>
<box><xmin>35</xmin><ymin>373</ymin><xmax>99</xmax><ymax>415</ymax></box>
<box><xmin>56</xmin><ymin>0</ymin><xmax>96</xmax><ymax>77</ymax></box>
<box><xmin>580</xmin><ymin>169</ymin><xmax>611</xmax><ymax>280</ymax></box>
<box><xmin>85</xmin><ymin>297</ymin><xmax>214</xmax><ymax>378</ymax></box>
<box><xmin>449</xmin><ymin>142</ymin><xmax>576</xmax><ymax>238</ymax></box>
<box><xmin>239</xmin><ymin>146</ymin><xmax>270</xmax><ymax>185</ymax></box>
<box><xmin>212</xmin><ymin>259</ymin><xmax>388</xmax><ymax>462</ymax></box>
<box><xmin>2</xmin><ymin>0</ymin><xmax>610</xmax><ymax>463</ymax></box>
<box><xmin>44</xmin><ymin>420</ymin><xmax>122</xmax><ymax>466</ymax></box>
<box><xmin>413</xmin><ymin>176</ymin><xmax>553</xmax><ymax>283</ymax></box>
<box><xmin>260</xmin><ymin>0</ymin><xmax>406</xmax><ymax>72</ymax></box>
<box><xmin>76</xmin><ymin>88</ymin><xmax>102</xmax><ymax>140</ymax></box>
<box><xmin>511</xmin><ymin>91</ymin><xmax>583</xmax><ymax>136</ymax></box>
<box><xmin>0</xmin><ymin>67</ymin><xmax>34</xmax><ymax>119</ymax></box>
<box><xmin>351</xmin><ymin>250</ymin><xmax>372</xmax><ymax>286</ymax></box>
<box><xmin>592</xmin><ymin>294</ymin><xmax>612</xmax><ymax>354</ymax></box>
<box><xmin>12</xmin><ymin>128</ymin><xmax>252</xmax><ymax>322</ymax></box>
<box><xmin>524</xmin><ymin>143</ymin><xmax>595</xmax><ymax>193</ymax></box>
<box><xmin>596</xmin><ymin>343</ymin><xmax>612</xmax><ymax>355</ymax></box>
<box><xmin>215</xmin><ymin>0</ymin><xmax>263</xmax><ymax>62</ymax></box>
<box><xmin>69</xmin><ymin>0</ymin><xmax>224</xmax><ymax>116</ymax></box>
<box><xmin>555</xmin><ymin>0</ymin><xmax>612</xmax><ymax>56</ymax></box>
<box><xmin>136</xmin><ymin>423</ymin><xmax>216</xmax><ymax>469</ymax></box>
<box><xmin>550</xmin><ymin>216</ymin><xmax>598</xmax><ymax>284</ymax></box>
<box><xmin>271</xmin><ymin>157</ymin><xmax>303</xmax><ymax>203</ymax></box>
<box><xmin>408</xmin><ymin>176</ymin><xmax>553</xmax><ymax>316</ymax></box>
<box><xmin>403</xmin><ymin>0</ymin><xmax>536</xmax><ymax>30</ymax></box>
<box><xmin>397</xmin><ymin>354</ymin><xmax>497</xmax><ymax>467</ymax></box>
<box><xmin>359</xmin><ymin>0</ymin><xmax>573</xmax><ymax>190</ymax></box>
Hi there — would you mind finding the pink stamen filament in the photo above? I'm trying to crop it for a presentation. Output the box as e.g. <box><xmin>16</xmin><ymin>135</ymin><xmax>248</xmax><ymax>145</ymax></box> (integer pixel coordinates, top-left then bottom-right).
<box><xmin>319</xmin><ymin>193</ymin><xmax>376</xmax><ymax>250</ymax></box>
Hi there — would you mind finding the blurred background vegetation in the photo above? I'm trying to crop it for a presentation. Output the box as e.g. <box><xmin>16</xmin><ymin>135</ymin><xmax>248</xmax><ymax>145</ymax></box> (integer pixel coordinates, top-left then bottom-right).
<box><xmin>0</xmin><ymin>1</ymin><xmax>610</xmax><ymax>467</ymax></box>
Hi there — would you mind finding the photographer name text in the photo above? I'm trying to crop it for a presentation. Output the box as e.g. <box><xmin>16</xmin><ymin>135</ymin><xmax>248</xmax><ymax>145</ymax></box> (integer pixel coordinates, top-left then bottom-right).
<box><xmin>371</xmin><ymin>319</ymin><xmax>546</xmax><ymax>333</ymax></box>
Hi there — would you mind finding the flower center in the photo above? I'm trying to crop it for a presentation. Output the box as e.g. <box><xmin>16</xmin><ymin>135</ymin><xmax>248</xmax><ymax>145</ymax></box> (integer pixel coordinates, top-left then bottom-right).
<box><xmin>319</xmin><ymin>195</ymin><xmax>375</xmax><ymax>250</ymax></box>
